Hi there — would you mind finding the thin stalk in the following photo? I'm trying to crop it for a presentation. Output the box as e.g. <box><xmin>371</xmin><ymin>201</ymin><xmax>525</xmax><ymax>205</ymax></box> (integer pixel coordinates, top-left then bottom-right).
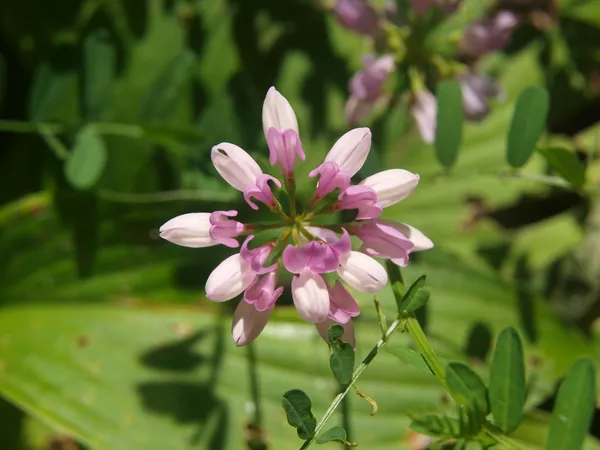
<box><xmin>247</xmin><ymin>344</ymin><xmax>264</xmax><ymax>428</ymax></box>
<box><xmin>298</xmin><ymin>318</ymin><xmax>402</xmax><ymax>450</ymax></box>
<box><xmin>405</xmin><ymin>315</ymin><xmax>448</xmax><ymax>390</ymax></box>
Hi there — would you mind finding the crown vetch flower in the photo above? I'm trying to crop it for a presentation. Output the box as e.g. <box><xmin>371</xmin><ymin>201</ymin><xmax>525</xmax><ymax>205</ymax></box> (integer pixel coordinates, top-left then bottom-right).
<box><xmin>159</xmin><ymin>86</ymin><xmax>432</xmax><ymax>347</ymax></box>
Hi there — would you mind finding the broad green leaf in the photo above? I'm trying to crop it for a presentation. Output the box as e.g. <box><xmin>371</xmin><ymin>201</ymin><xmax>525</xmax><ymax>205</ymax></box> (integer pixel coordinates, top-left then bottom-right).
<box><xmin>446</xmin><ymin>362</ymin><xmax>489</xmax><ymax>415</ymax></box>
<box><xmin>395</xmin><ymin>275</ymin><xmax>426</xmax><ymax>313</ymax></box>
<box><xmin>0</xmin><ymin>196</ymin><xmax>599</xmax><ymax>449</ymax></box>
<box><xmin>82</xmin><ymin>29</ymin><xmax>116</xmax><ymax>120</ymax></box>
<box><xmin>506</xmin><ymin>86</ymin><xmax>550</xmax><ymax>168</ymax></box>
<box><xmin>327</xmin><ymin>325</ymin><xmax>355</xmax><ymax>386</ymax></box>
<box><xmin>386</xmin><ymin>345</ymin><xmax>433</xmax><ymax>375</ymax></box>
<box><xmin>140</xmin><ymin>50</ymin><xmax>196</xmax><ymax>121</ymax></box>
<box><xmin>28</xmin><ymin>62</ymin><xmax>74</xmax><ymax>121</ymax></box>
<box><xmin>282</xmin><ymin>389</ymin><xmax>317</xmax><ymax>440</ymax></box>
<box><xmin>435</xmin><ymin>80</ymin><xmax>464</xmax><ymax>168</ymax></box>
<box><xmin>64</xmin><ymin>127</ymin><xmax>108</xmax><ymax>190</ymax></box>
<box><xmin>537</xmin><ymin>147</ymin><xmax>586</xmax><ymax>188</ymax></box>
<box><xmin>547</xmin><ymin>358</ymin><xmax>596</xmax><ymax>450</ymax></box>
<box><xmin>489</xmin><ymin>327</ymin><xmax>526</xmax><ymax>433</ymax></box>
<box><xmin>316</xmin><ymin>426</ymin><xmax>355</xmax><ymax>446</ymax></box>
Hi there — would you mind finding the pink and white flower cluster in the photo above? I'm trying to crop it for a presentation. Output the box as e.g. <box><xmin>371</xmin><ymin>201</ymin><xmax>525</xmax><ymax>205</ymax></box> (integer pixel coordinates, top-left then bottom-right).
<box><xmin>160</xmin><ymin>87</ymin><xmax>432</xmax><ymax>348</ymax></box>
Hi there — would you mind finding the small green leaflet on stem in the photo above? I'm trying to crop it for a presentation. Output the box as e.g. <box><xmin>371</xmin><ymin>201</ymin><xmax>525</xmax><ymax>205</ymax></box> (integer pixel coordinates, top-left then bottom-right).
<box><xmin>315</xmin><ymin>426</ymin><xmax>356</xmax><ymax>446</ymax></box>
<box><xmin>282</xmin><ymin>389</ymin><xmax>317</xmax><ymax>441</ymax></box>
<box><xmin>327</xmin><ymin>324</ymin><xmax>355</xmax><ymax>387</ymax></box>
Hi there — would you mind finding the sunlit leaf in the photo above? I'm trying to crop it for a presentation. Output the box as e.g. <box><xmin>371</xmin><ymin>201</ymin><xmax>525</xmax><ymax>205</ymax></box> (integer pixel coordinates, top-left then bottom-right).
<box><xmin>489</xmin><ymin>327</ymin><xmax>526</xmax><ymax>433</ymax></box>
<box><xmin>537</xmin><ymin>147</ymin><xmax>586</xmax><ymax>188</ymax></box>
<box><xmin>547</xmin><ymin>357</ymin><xmax>596</xmax><ymax>450</ymax></box>
<box><xmin>506</xmin><ymin>86</ymin><xmax>550</xmax><ymax>168</ymax></box>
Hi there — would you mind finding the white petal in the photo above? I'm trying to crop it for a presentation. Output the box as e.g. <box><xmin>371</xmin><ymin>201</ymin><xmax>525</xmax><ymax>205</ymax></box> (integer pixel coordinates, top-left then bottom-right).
<box><xmin>231</xmin><ymin>301</ymin><xmax>272</xmax><ymax>346</ymax></box>
<box><xmin>159</xmin><ymin>213</ymin><xmax>217</xmax><ymax>248</ymax></box>
<box><xmin>315</xmin><ymin>319</ymin><xmax>356</xmax><ymax>350</ymax></box>
<box><xmin>389</xmin><ymin>222</ymin><xmax>434</xmax><ymax>251</ymax></box>
<box><xmin>337</xmin><ymin>251</ymin><xmax>387</xmax><ymax>293</ymax></box>
<box><xmin>324</xmin><ymin>128</ymin><xmax>371</xmax><ymax>177</ymax></box>
<box><xmin>360</xmin><ymin>169</ymin><xmax>420</xmax><ymax>207</ymax></box>
<box><xmin>291</xmin><ymin>269</ymin><xmax>330</xmax><ymax>323</ymax></box>
<box><xmin>205</xmin><ymin>254</ymin><xmax>257</xmax><ymax>302</ymax></box>
<box><xmin>262</xmin><ymin>87</ymin><xmax>299</xmax><ymax>138</ymax></box>
<box><xmin>211</xmin><ymin>143</ymin><xmax>263</xmax><ymax>191</ymax></box>
<box><xmin>304</xmin><ymin>226</ymin><xmax>339</xmax><ymax>244</ymax></box>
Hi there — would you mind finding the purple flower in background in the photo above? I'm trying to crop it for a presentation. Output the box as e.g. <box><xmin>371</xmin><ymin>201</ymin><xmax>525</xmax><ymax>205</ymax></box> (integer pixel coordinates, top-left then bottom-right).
<box><xmin>345</xmin><ymin>54</ymin><xmax>395</xmax><ymax>125</ymax></box>
<box><xmin>460</xmin><ymin>11</ymin><xmax>518</xmax><ymax>59</ymax></box>
<box><xmin>333</xmin><ymin>0</ymin><xmax>379</xmax><ymax>36</ymax></box>
<box><xmin>412</xmin><ymin>0</ymin><xmax>460</xmax><ymax>16</ymax></box>
<box><xmin>459</xmin><ymin>72</ymin><xmax>504</xmax><ymax>121</ymax></box>
<box><xmin>410</xmin><ymin>90</ymin><xmax>437</xmax><ymax>143</ymax></box>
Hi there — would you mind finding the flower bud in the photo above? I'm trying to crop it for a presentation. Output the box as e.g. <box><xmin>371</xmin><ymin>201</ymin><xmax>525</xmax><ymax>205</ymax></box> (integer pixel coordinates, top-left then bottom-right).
<box><xmin>262</xmin><ymin>87</ymin><xmax>299</xmax><ymax>138</ymax></box>
<box><xmin>337</xmin><ymin>251</ymin><xmax>387</xmax><ymax>293</ymax></box>
<box><xmin>324</xmin><ymin>127</ymin><xmax>372</xmax><ymax>177</ymax></box>
<box><xmin>410</xmin><ymin>90</ymin><xmax>437</xmax><ymax>144</ymax></box>
<box><xmin>360</xmin><ymin>169</ymin><xmax>420</xmax><ymax>208</ymax></box>
<box><xmin>291</xmin><ymin>268</ymin><xmax>330</xmax><ymax>323</ymax></box>
<box><xmin>205</xmin><ymin>254</ymin><xmax>257</xmax><ymax>302</ymax></box>
<box><xmin>159</xmin><ymin>213</ymin><xmax>217</xmax><ymax>248</ymax></box>
<box><xmin>333</xmin><ymin>0</ymin><xmax>379</xmax><ymax>35</ymax></box>
<box><xmin>232</xmin><ymin>301</ymin><xmax>273</xmax><ymax>347</ymax></box>
<box><xmin>211</xmin><ymin>143</ymin><xmax>263</xmax><ymax>191</ymax></box>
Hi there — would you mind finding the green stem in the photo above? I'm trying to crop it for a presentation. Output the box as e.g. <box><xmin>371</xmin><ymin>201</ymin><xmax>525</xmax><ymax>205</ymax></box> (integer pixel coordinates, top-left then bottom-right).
<box><xmin>404</xmin><ymin>315</ymin><xmax>448</xmax><ymax>391</ymax></box>
<box><xmin>299</xmin><ymin>318</ymin><xmax>402</xmax><ymax>450</ymax></box>
<box><xmin>247</xmin><ymin>344</ymin><xmax>264</xmax><ymax>428</ymax></box>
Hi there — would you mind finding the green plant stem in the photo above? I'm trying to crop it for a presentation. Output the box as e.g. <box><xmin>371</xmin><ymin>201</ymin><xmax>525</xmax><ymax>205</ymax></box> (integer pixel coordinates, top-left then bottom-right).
<box><xmin>247</xmin><ymin>344</ymin><xmax>264</xmax><ymax>428</ymax></box>
<box><xmin>404</xmin><ymin>315</ymin><xmax>449</xmax><ymax>390</ymax></box>
<box><xmin>298</xmin><ymin>318</ymin><xmax>402</xmax><ymax>450</ymax></box>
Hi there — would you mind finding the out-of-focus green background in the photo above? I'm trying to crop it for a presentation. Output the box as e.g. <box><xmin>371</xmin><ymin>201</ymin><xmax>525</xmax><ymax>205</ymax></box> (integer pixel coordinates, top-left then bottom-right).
<box><xmin>1</xmin><ymin>0</ymin><xmax>600</xmax><ymax>448</ymax></box>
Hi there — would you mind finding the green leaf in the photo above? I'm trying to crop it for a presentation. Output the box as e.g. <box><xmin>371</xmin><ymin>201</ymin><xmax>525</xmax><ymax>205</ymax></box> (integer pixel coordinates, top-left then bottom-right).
<box><xmin>326</xmin><ymin>324</ymin><xmax>344</xmax><ymax>342</ymax></box>
<box><xmin>396</xmin><ymin>275</ymin><xmax>427</xmax><ymax>313</ymax></box>
<box><xmin>506</xmin><ymin>86</ymin><xmax>550</xmax><ymax>168</ymax></box>
<box><xmin>410</xmin><ymin>414</ymin><xmax>460</xmax><ymax>438</ymax></box>
<box><xmin>64</xmin><ymin>127</ymin><xmax>108</xmax><ymax>190</ymax></box>
<box><xmin>140</xmin><ymin>50</ymin><xmax>196</xmax><ymax>121</ymax></box>
<box><xmin>82</xmin><ymin>29</ymin><xmax>116</xmax><ymax>120</ymax></box>
<box><xmin>386</xmin><ymin>345</ymin><xmax>433</xmax><ymax>375</ymax></box>
<box><xmin>327</xmin><ymin>325</ymin><xmax>355</xmax><ymax>386</ymax></box>
<box><xmin>282</xmin><ymin>389</ymin><xmax>317</xmax><ymax>441</ymax></box>
<box><xmin>316</xmin><ymin>426</ymin><xmax>355</xmax><ymax>446</ymax></box>
<box><xmin>403</xmin><ymin>288</ymin><xmax>431</xmax><ymax>313</ymax></box>
<box><xmin>489</xmin><ymin>327</ymin><xmax>526</xmax><ymax>433</ymax></box>
<box><xmin>435</xmin><ymin>80</ymin><xmax>464</xmax><ymax>168</ymax></box>
<box><xmin>547</xmin><ymin>357</ymin><xmax>596</xmax><ymax>450</ymax></box>
<box><xmin>446</xmin><ymin>362</ymin><xmax>489</xmax><ymax>415</ymax></box>
<box><xmin>537</xmin><ymin>147</ymin><xmax>586</xmax><ymax>188</ymax></box>
<box><xmin>28</xmin><ymin>62</ymin><xmax>73</xmax><ymax>121</ymax></box>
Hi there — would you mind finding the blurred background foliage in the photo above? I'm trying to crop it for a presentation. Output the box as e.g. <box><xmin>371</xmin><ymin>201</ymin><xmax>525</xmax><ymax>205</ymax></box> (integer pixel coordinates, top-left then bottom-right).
<box><xmin>1</xmin><ymin>0</ymin><xmax>600</xmax><ymax>448</ymax></box>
